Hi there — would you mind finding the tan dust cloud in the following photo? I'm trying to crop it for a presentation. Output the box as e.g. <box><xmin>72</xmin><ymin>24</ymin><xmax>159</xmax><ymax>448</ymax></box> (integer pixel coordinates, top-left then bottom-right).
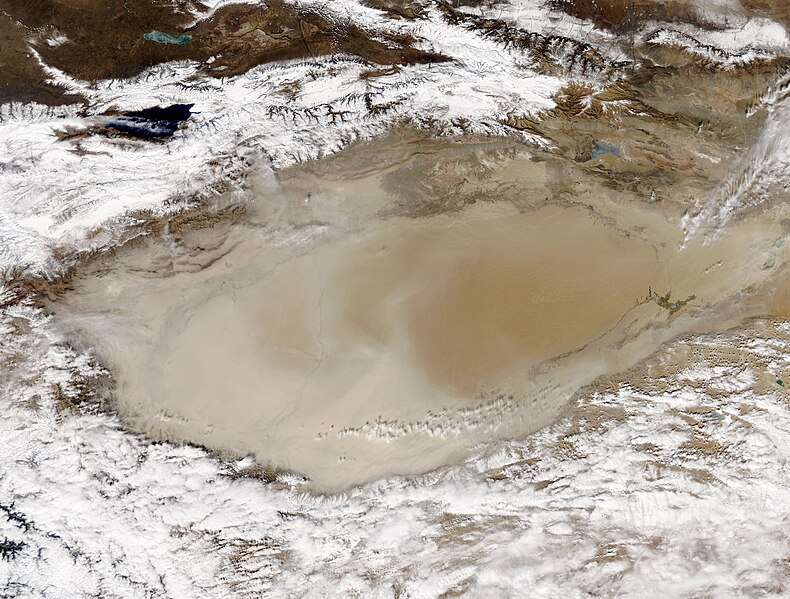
<box><xmin>51</xmin><ymin>140</ymin><xmax>790</xmax><ymax>491</ymax></box>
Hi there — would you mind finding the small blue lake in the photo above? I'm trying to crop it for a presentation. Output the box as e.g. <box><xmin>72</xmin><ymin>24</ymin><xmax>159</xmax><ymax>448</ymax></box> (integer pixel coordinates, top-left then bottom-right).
<box><xmin>591</xmin><ymin>141</ymin><xmax>621</xmax><ymax>160</ymax></box>
<box><xmin>143</xmin><ymin>31</ymin><xmax>192</xmax><ymax>44</ymax></box>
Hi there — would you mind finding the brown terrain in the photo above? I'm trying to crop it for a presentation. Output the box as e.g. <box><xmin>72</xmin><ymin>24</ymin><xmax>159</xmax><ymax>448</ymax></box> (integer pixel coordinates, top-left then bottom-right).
<box><xmin>49</xmin><ymin>123</ymin><xmax>790</xmax><ymax>489</ymax></box>
<box><xmin>3</xmin><ymin>0</ymin><xmax>787</xmax><ymax>105</ymax></box>
<box><xmin>554</xmin><ymin>0</ymin><xmax>790</xmax><ymax>30</ymax></box>
<box><xmin>2</xmin><ymin>0</ymin><xmax>787</xmax><ymax>199</ymax></box>
<box><xmin>4</xmin><ymin>0</ymin><xmax>789</xmax><ymax>488</ymax></box>
<box><xmin>0</xmin><ymin>0</ymin><xmax>445</xmax><ymax>104</ymax></box>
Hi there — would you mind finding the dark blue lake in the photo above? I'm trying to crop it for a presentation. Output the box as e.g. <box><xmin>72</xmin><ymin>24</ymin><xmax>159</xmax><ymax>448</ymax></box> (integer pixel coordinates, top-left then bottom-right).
<box><xmin>104</xmin><ymin>104</ymin><xmax>194</xmax><ymax>139</ymax></box>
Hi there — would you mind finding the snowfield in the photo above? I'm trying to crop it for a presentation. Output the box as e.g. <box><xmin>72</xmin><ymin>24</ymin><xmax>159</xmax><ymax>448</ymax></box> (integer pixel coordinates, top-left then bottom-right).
<box><xmin>2</xmin><ymin>291</ymin><xmax>790</xmax><ymax>597</ymax></box>
<box><xmin>2</xmin><ymin>0</ymin><xmax>790</xmax><ymax>596</ymax></box>
<box><xmin>0</xmin><ymin>0</ymin><xmax>566</xmax><ymax>277</ymax></box>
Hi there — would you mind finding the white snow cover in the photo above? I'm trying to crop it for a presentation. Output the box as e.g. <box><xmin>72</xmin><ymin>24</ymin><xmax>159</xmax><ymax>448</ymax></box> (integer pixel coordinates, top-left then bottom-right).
<box><xmin>457</xmin><ymin>0</ymin><xmax>631</xmax><ymax>63</ymax></box>
<box><xmin>645</xmin><ymin>28</ymin><xmax>775</xmax><ymax>66</ymax></box>
<box><xmin>0</xmin><ymin>1</ymin><xmax>566</xmax><ymax>277</ymax></box>
<box><xmin>3</xmin><ymin>1</ymin><xmax>790</xmax><ymax>596</ymax></box>
<box><xmin>676</xmin><ymin>16</ymin><xmax>790</xmax><ymax>53</ymax></box>
<box><xmin>684</xmin><ymin>71</ymin><xmax>790</xmax><ymax>241</ymax></box>
<box><xmin>459</xmin><ymin>0</ymin><xmax>789</xmax><ymax>66</ymax></box>
<box><xmin>2</xmin><ymin>0</ymin><xmax>786</xmax><ymax>273</ymax></box>
<box><xmin>2</xmin><ymin>290</ymin><xmax>790</xmax><ymax>597</ymax></box>
<box><xmin>641</xmin><ymin>1</ymin><xmax>790</xmax><ymax>55</ymax></box>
